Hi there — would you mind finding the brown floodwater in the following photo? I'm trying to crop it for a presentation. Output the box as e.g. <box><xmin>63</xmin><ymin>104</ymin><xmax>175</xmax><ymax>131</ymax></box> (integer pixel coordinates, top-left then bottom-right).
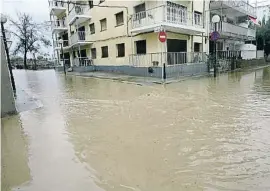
<box><xmin>2</xmin><ymin>67</ymin><xmax>270</xmax><ymax>191</ymax></box>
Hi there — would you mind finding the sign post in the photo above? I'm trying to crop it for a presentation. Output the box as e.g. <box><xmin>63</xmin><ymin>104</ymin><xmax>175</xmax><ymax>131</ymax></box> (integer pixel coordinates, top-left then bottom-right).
<box><xmin>158</xmin><ymin>30</ymin><xmax>167</xmax><ymax>80</ymax></box>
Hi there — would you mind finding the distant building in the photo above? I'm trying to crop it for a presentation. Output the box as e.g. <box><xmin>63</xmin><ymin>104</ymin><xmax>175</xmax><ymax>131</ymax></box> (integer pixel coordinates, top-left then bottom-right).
<box><xmin>257</xmin><ymin>5</ymin><xmax>270</xmax><ymax>23</ymax></box>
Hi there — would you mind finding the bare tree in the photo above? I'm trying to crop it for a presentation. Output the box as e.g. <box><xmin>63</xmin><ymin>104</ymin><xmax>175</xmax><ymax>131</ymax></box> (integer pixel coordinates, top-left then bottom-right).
<box><xmin>8</xmin><ymin>13</ymin><xmax>51</xmax><ymax>69</ymax></box>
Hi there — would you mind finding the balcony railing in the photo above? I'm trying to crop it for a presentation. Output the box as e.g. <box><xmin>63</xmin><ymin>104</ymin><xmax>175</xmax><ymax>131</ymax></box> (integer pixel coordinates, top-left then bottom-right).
<box><xmin>129</xmin><ymin>52</ymin><xmax>207</xmax><ymax>67</ymax></box>
<box><xmin>70</xmin><ymin>31</ymin><xmax>89</xmax><ymax>45</ymax></box>
<box><xmin>49</xmin><ymin>0</ymin><xmax>65</xmax><ymax>8</ymax></box>
<box><xmin>67</xmin><ymin>5</ymin><xmax>90</xmax><ymax>23</ymax></box>
<box><xmin>54</xmin><ymin>40</ymin><xmax>69</xmax><ymax>49</ymax></box>
<box><xmin>211</xmin><ymin>21</ymin><xmax>256</xmax><ymax>39</ymax></box>
<box><xmin>210</xmin><ymin>0</ymin><xmax>256</xmax><ymax>17</ymax></box>
<box><xmin>51</xmin><ymin>19</ymin><xmax>67</xmax><ymax>30</ymax></box>
<box><xmin>73</xmin><ymin>57</ymin><xmax>93</xmax><ymax>67</ymax></box>
<box><xmin>131</xmin><ymin>5</ymin><xmax>203</xmax><ymax>30</ymax></box>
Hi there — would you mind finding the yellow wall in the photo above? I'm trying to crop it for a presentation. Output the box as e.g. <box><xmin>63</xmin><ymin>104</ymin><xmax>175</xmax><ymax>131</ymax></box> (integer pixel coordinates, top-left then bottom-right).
<box><xmin>52</xmin><ymin>0</ymin><xmax>210</xmax><ymax>66</ymax></box>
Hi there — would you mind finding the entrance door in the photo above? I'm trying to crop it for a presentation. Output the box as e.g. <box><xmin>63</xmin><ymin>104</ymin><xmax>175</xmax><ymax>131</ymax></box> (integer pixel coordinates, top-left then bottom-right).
<box><xmin>167</xmin><ymin>39</ymin><xmax>187</xmax><ymax>64</ymax></box>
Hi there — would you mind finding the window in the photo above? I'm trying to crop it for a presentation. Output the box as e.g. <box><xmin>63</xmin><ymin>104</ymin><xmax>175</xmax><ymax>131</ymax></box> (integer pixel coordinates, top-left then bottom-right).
<box><xmin>194</xmin><ymin>43</ymin><xmax>201</xmax><ymax>52</ymax></box>
<box><xmin>100</xmin><ymin>18</ymin><xmax>107</xmax><ymax>31</ymax></box>
<box><xmin>89</xmin><ymin>23</ymin><xmax>95</xmax><ymax>34</ymax></box>
<box><xmin>135</xmin><ymin>40</ymin><xmax>146</xmax><ymax>54</ymax></box>
<box><xmin>194</xmin><ymin>11</ymin><xmax>202</xmax><ymax>25</ymax></box>
<box><xmin>115</xmin><ymin>12</ymin><xmax>124</xmax><ymax>26</ymax></box>
<box><xmin>134</xmin><ymin>3</ymin><xmax>146</xmax><ymax>19</ymax></box>
<box><xmin>101</xmin><ymin>46</ymin><xmax>108</xmax><ymax>58</ymax></box>
<box><xmin>167</xmin><ymin>2</ymin><xmax>187</xmax><ymax>23</ymax></box>
<box><xmin>116</xmin><ymin>43</ymin><xmax>125</xmax><ymax>57</ymax></box>
<box><xmin>88</xmin><ymin>0</ymin><xmax>94</xmax><ymax>9</ymax></box>
<box><xmin>91</xmin><ymin>48</ymin><xmax>96</xmax><ymax>59</ymax></box>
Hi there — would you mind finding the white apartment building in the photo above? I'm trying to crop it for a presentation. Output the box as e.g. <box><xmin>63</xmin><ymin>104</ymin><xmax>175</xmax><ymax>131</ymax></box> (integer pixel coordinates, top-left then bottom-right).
<box><xmin>49</xmin><ymin>0</ymin><xmax>210</xmax><ymax>68</ymax></box>
<box><xmin>209</xmin><ymin>0</ymin><xmax>257</xmax><ymax>53</ymax></box>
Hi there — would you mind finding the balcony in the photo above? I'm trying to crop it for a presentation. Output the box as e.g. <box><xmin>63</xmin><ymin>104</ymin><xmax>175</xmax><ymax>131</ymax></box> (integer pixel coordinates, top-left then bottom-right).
<box><xmin>68</xmin><ymin>5</ymin><xmax>91</xmax><ymax>25</ymax></box>
<box><xmin>130</xmin><ymin>5</ymin><xmax>204</xmax><ymax>35</ymax></box>
<box><xmin>211</xmin><ymin>21</ymin><xmax>256</xmax><ymax>40</ymax></box>
<box><xmin>70</xmin><ymin>31</ymin><xmax>92</xmax><ymax>47</ymax></box>
<box><xmin>49</xmin><ymin>1</ymin><xmax>66</xmax><ymax>16</ymax></box>
<box><xmin>54</xmin><ymin>40</ymin><xmax>70</xmax><ymax>51</ymax></box>
<box><xmin>51</xmin><ymin>19</ymin><xmax>68</xmax><ymax>34</ymax></box>
<box><xmin>210</xmin><ymin>0</ymin><xmax>256</xmax><ymax>18</ymax></box>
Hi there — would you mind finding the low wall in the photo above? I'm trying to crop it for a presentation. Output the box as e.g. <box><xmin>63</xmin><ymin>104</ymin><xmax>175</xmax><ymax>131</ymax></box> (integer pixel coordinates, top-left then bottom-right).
<box><xmin>94</xmin><ymin>63</ymin><xmax>207</xmax><ymax>78</ymax></box>
<box><xmin>165</xmin><ymin>63</ymin><xmax>208</xmax><ymax>78</ymax></box>
<box><xmin>95</xmin><ymin>65</ymin><xmax>162</xmax><ymax>78</ymax></box>
<box><xmin>72</xmin><ymin>66</ymin><xmax>95</xmax><ymax>73</ymax></box>
<box><xmin>238</xmin><ymin>58</ymin><xmax>267</xmax><ymax>68</ymax></box>
<box><xmin>56</xmin><ymin>63</ymin><xmax>208</xmax><ymax>79</ymax></box>
<box><xmin>257</xmin><ymin>50</ymin><xmax>264</xmax><ymax>59</ymax></box>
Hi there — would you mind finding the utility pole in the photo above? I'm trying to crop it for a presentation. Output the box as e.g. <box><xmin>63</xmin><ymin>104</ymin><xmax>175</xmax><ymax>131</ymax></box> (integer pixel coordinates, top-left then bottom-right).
<box><xmin>1</xmin><ymin>15</ymin><xmax>16</xmax><ymax>92</ymax></box>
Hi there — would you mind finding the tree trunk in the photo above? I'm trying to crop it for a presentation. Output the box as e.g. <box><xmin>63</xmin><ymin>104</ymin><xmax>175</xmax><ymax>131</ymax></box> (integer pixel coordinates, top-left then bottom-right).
<box><xmin>23</xmin><ymin>50</ymin><xmax>27</xmax><ymax>69</ymax></box>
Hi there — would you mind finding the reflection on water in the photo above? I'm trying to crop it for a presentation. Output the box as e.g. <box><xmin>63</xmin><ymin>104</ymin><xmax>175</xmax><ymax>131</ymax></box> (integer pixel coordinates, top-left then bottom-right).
<box><xmin>2</xmin><ymin>67</ymin><xmax>270</xmax><ymax>191</ymax></box>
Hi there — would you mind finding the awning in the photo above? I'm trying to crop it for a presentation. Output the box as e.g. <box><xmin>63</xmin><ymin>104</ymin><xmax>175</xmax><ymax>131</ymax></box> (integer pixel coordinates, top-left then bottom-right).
<box><xmin>249</xmin><ymin>16</ymin><xmax>260</xmax><ymax>26</ymax></box>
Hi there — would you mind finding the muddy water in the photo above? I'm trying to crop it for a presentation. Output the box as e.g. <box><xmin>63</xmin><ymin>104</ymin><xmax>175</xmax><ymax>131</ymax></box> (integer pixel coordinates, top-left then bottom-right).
<box><xmin>2</xmin><ymin>67</ymin><xmax>270</xmax><ymax>191</ymax></box>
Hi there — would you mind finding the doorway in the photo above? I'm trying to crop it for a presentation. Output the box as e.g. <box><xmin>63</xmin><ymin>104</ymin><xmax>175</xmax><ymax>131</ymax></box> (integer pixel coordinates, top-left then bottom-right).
<box><xmin>167</xmin><ymin>39</ymin><xmax>187</xmax><ymax>64</ymax></box>
<box><xmin>78</xmin><ymin>26</ymin><xmax>85</xmax><ymax>41</ymax></box>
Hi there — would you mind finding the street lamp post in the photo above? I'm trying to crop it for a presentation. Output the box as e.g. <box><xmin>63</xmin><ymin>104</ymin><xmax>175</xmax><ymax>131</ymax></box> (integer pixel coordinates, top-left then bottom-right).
<box><xmin>59</xmin><ymin>39</ymin><xmax>66</xmax><ymax>76</ymax></box>
<box><xmin>211</xmin><ymin>15</ymin><xmax>220</xmax><ymax>78</ymax></box>
<box><xmin>1</xmin><ymin>14</ymin><xmax>16</xmax><ymax>92</ymax></box>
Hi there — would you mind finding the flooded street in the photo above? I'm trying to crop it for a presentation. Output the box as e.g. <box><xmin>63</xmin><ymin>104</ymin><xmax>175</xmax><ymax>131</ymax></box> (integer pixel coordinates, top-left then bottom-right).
<box><xmin>2</xmin><ymin>67</ymin><xmax>270</xmax><ymax>191</ymax></box>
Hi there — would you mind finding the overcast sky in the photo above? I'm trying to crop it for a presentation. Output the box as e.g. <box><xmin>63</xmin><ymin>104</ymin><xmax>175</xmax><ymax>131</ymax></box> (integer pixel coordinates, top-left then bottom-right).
<box><xmin>1</xmin><ymin>0</ymin><xmax>52</xmax><ymax>57</ymax></box>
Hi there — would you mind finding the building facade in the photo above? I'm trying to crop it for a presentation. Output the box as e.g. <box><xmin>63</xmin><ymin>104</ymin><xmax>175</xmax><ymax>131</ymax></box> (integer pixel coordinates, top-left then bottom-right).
<box><xmin>49</xmin><ymin>0</ymin><xmax>210</xmax><ymax>68</ymax></box>
<box><xmin>209</xmin><ymin>0</ymin><xmax>257</xmax><ymax>53</ymax></box>
<box><xmin>49</xmin><ymin>0</ymin><xmax>257</xmax><ymax>69</ymax></box>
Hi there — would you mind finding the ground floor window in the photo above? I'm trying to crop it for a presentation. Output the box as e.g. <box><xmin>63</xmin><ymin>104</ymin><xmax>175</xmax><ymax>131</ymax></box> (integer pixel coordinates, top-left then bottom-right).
<box><xmin>194</xmin><ymin>43</ymin><xmax>202</xmax><ymax>52</ymax></box>
<box><xmin>135</xmin><ymin>40</ymin><xmax>146</xmax><ymax>54</ymax></box>
<box><xmin>116</xmin><ymin>43</ymin><xmax>125</xmax><ymax>57</ymax></box>
<box><xmin>101</xmin><ymin>46</ymin><xmax>108</xmax><ymax>58</ymax></box>
<box><xmin>91</xmin><ymin>48</ymin><xmax>96</xmax><ymax>59</ymax></box>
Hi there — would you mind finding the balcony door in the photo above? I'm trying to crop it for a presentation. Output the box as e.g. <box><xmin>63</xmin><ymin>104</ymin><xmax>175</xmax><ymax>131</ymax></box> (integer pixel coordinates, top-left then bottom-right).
<box><xmin>78</xmin><ymin>26</ymin><xmax>85</xmax><ymax>41</ymax></box>
<box><xmin>166</xmin><ymin>1</ymin><xmax>187</xmax><ymax>24</ymax></box>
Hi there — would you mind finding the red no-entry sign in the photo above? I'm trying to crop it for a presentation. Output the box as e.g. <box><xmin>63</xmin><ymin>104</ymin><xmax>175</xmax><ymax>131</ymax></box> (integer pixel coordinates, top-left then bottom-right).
<box><xmin>158</xmin><ymin>31</ymin><xmax>167</xmax><ymax>43</ymax></box>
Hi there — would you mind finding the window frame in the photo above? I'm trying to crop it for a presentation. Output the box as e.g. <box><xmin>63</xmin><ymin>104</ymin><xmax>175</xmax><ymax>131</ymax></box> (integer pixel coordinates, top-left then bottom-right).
<box><xmin>101</xmin><ymin>46</ymin><xmax>108</xmax><ymax>58</ymax></box>
<box><xmin>194</xmin><ymin>11</ymin><xmax>202</xmax><ymax>26</ymax></box>
<box><xmin>115</xmin><ymin>11</ymin><xmax>124</xmax><ymax>26</ymax></box>
<box><xmin>91</xmin><ymin>48</ymin><xmax>96</xmax><ymax>59</ymax></box>
<box><xmin>89</xmin><ymin>23</ymin><xmax>95</xmax><ymax>34</ymax></box>
<box><xmin>135</xmin><ymin>40</ymin><xmax>146</xmax><ymax>54</ymax></box>
<box><xmin>100</xmin><ymin>18</ymin><xmax>107</xmax><ymax>31</ymax></box>
<box><xmin>116</xmin><ymin>43</ymin><xmax>125</xmax><ymax>57</ymax></box>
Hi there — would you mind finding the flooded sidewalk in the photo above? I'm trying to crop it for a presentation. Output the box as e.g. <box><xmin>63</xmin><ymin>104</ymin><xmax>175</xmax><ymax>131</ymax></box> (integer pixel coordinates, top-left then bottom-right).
<box><xmin>2</xmin><ymin>67</ymin><xmax>270</xmax><ymax>191</ymax></box>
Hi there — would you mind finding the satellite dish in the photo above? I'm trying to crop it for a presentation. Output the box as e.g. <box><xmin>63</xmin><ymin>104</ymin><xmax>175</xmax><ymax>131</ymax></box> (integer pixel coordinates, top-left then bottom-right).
<box><xmin>75</xmin><ymin>6</ymin><xmax>82</xmax><ymax>14</ymax></box>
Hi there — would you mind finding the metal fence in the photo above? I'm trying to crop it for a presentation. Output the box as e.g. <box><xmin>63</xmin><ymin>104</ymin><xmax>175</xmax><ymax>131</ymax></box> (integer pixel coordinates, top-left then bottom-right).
<box><xmin>73</xmin><ymin>57</ymin><xmax>93</xmax><ymax>67</ymax></box>
<box><xmin>129</xmin><ymin>52</ymin><xmax>207</xmax><ymax>67</ymax></box>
